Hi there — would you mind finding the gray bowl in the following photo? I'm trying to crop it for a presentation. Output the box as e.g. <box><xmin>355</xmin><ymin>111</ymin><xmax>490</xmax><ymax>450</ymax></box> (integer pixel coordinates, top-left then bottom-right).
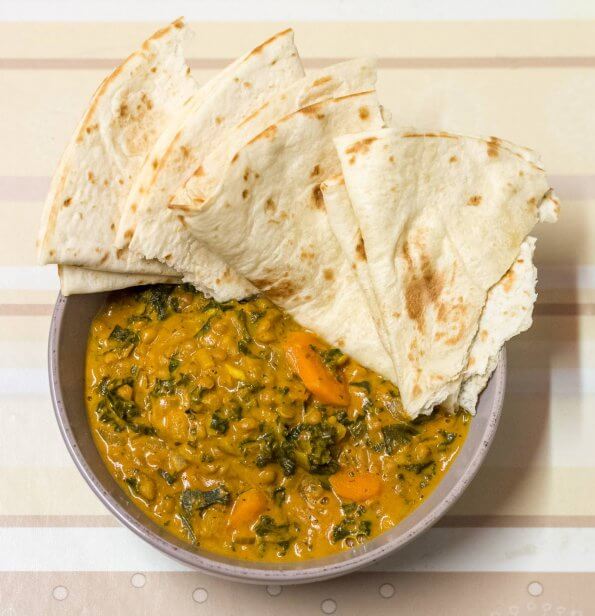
<box><xmin>48</xmin><ymin>291</ymin><xmax>505</xmax><ymax>584</ymax></box>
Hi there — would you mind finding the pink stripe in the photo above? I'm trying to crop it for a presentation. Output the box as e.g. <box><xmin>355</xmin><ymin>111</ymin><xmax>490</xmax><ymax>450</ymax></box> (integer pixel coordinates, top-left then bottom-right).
<box><xmin>0</xmin><ymin>176</ymin><xmax>50</xmax><ymax>202</ymax></box>
<box><xmin>548</xmin><ymin>174</ymin><xmax>595</xmax><ymax>201</ymax></box>
<box><xmin>0</xmin><ymin>304</ymin><xmax>54</xmax><ymax>316</ymax></box>
<box><xmin>0</xmin><ymin>303</ymin><xmax>592</xmax><ymax>317</ymax></box>
<box><xmin>534</xmin><ymin>303</ymin><xmax>595</xmax><ymax>316</ymax></box>
<box><xmin>0</xmin><ymin>174</ymin><xmax>589</xmax><ymax>203</ymax></box>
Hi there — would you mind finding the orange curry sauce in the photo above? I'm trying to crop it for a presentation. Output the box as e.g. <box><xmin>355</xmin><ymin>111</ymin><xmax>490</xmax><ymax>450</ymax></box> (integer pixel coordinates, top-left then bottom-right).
<box><xmin>85</xmin><ymin>285</ymin><xmax>469</xmax><ymax>562</ymax></box>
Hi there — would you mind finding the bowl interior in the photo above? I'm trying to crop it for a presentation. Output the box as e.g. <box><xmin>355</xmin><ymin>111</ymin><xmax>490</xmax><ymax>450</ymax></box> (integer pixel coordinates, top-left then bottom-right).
<box><xmin>49</xmin><ymin>291</ymin><xmax>505</xmax><ymax>584</ymax></box>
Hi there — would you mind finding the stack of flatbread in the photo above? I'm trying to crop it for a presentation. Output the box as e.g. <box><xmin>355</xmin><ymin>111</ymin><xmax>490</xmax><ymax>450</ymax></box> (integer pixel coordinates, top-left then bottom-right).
<box><xmin>38</xmin><ymin>20</ymin><xmax>560</xmax><ymax>418</ymax></box>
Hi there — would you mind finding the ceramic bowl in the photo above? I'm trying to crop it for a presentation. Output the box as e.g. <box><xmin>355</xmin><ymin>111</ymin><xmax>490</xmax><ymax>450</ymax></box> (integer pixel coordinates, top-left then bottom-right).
<box><xmin>48</xmin><ymin>291</ymin><xmax>505</xmax><ymax>584</ymax></box>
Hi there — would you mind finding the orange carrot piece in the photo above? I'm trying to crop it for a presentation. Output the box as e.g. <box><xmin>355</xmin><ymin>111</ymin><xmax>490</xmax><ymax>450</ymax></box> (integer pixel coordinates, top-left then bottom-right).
<box><xmin>229</xmin><ymin>489</ymin><xmax>268</xmax><ymax>529</ymax></box>
<box><xmin>330</xmin><ymin>469</ymin><xmax>382</xmax><ymax>502</ymax></box>
<box><xmin>283</xmin><ymin>332</ymin><xmax>349</xmax><ymax>406</ymax></box>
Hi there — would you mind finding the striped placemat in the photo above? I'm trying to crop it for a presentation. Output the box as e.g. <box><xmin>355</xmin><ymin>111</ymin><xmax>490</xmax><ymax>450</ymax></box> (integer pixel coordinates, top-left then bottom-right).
<box><xmin>0</xmin><ymin>19</ymin><xmax>592</xmax><ymax>615</ymax></box>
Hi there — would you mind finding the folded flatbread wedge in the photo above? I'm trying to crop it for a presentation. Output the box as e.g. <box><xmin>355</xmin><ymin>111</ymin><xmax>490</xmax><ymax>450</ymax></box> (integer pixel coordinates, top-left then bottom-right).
<box><xmin>321</xmin><ymin>175</ymin><xmax>390</xmax><ymax>354</ymax></box>
<box><xmin>37</xmin><ymin>19</ymin><xmax>198</xmax><ymax>292</ymax></box>
<box><xmin>332</xmin><ymin>128</ymin><xmax>559</xmax><ymax>417</ymax></box>
<box><xmin>174</xmin><ymin>58</ymin><xmax>377</xmax><ymax>209</ymax></box>
<box><xmin>175</xmin><ymin>92</ymin><xmax>397</xmax><ymax>380</ymax></box>
<box><xmin>58</xmin><ymin>266</ymin><xmax>178</xmax><ymax>295</ymax></box>
<box><xmin>126</xmin><ymin>58</ymin><xmax>377</xmax><ymax>301</ymax></box>
<box><xmin>322</xmin><ymin>177</ymin><xmax>544</xmax><ymax>413</ymax></box>
<box><xmin>114</xmin><ymin>29</ymin><xmax>305</xmax><ymax>300</ymax></box>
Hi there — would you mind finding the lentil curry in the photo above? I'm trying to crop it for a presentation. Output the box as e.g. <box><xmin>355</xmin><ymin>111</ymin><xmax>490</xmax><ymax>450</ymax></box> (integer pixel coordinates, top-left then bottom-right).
<box><xmin>85</xmin><ymin>285</ymin><xmax>469</xmax><ymax>562</ymax></box>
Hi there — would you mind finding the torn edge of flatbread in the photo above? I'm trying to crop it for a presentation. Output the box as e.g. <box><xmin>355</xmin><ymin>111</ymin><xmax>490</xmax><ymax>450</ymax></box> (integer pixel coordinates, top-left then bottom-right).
<box><xmin>58</xmin><ymin>266</ymin><xmax>179</xmax><ymax>295</ymax></box>
<box><xmin>457</xmin><ymin>236</ymin><xmax>538</xmax><ymax>412</ymax></box>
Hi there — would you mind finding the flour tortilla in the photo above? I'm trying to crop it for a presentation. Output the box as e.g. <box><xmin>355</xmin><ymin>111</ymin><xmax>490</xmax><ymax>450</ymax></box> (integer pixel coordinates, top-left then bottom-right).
<box><xmin>37</xmin><ymin>19</ymin><xmax>198</xmax><ymax>286</ymax></box>
<box><xmin>334</xmin><ymin>128</ymin><xmax>558</xmax><ymax>417</ymax></box>
<box><xmin>59</xmin><ymin>266</ymin><xmax>177</xmax><ymax>295</ymax></box>
<box><xmin>323</xmin><ymin>175</ymin><xmax>540</xmax><ymax>413</ymax></box>
<box><xmin>118</xmin><ymin>28</ymin><xmax>303</xmax><ymax>248</ymax></box>
<box><xmin>112</xmin><ymin>30</ymin><xmax>303</xmax><ymax>300</ymax></box>
<box><xmin>125</xmin><ymin>58</ymin><xmax>376</xmax><ymax>301</ymax></box>
<box><xmin>174</xmin><ymin>58</ymin><xmax>377</xmax><ymax>208</ymax></box>
<box><xmin>176</xmin><ymin>92</ymin><xmax>396</xmax><ymax>380</ymax></box>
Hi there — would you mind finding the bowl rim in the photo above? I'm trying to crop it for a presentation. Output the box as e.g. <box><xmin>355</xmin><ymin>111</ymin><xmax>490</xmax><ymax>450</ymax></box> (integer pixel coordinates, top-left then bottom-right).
<box><xmin>49</xmin><ymin>291</ymin><xmax>505</xmax><ymax>584</ymax></box>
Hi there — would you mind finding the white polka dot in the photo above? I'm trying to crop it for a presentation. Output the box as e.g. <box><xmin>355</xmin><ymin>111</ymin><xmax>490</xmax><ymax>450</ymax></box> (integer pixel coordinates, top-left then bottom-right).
<box><xmin>321</xmin><ymin>598</ymin><xmax>337</xmax><ymax>614</ymax></box>
<box><xmin>526</xmin><ymin>602</ymin><xmax>536</xmax><ymax>611</ymax></box>
<box><xmin>378</xmin><ymin>583</ymin><xmax>395</xmax><ymax>599</ymax></box>
<box><xmin>192</xmin><ymin>588</ymin><xmax>208</xmax><ymax>604</ymax></box>
<box><xmin>131</xmin><ymin>573</ymin><xmax>146</xmax><ymax>588</ymax></box>
<box><xmin>266</xmin><ymin>585</ymin><xmax>282</xmax><ymax>597</ymax></box>
<box><xmin>508</xmin><ymin>606</ymin><xmax>519</xmax><ymax>615</ymax></box>
<box><xmin>542</xmin><ymin>605</ymin><xmax>552</xmax><ymax>613</ymax></box>
<box><xmin>527</xmin><ymin>581</ymin><xmax>543</xmax><ymax>597</ymax></box>
<box><xmin>52</xmin><ymin>586</ymin><xmax>68</xmax><ymax>601</ymax></box>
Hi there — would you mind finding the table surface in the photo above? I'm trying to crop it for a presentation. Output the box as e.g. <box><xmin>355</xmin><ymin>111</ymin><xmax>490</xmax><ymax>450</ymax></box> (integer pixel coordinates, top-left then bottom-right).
<box><xmin>0</xmin><ymin>6</ymin><xmax>593</xmax><ymax>615</ymax></box>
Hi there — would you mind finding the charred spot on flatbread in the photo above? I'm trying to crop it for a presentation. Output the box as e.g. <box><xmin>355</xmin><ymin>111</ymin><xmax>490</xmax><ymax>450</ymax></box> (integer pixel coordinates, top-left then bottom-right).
<box><xmin>355</xmin><ymin>233</ymin><xmax>367</xmax><ymax>261</ymax></box>
<box><xmin>311</xmin><ymin>184</ymin><xmax>324</xmax><ymax>209</ymax></box>
<box><xmin>487</xmin><ymin>136</ymin><xmax>500</xmax><ymax>158</ymax></box>
<box><xmin>403</xmin><ymin>249</ymin><xmax>444</xmax><ymax>331</ymax></box>
<box><xmin>265</xmin><ymin>198</ymin><xmax>276</xmax><ymax>214</ymax></box>
<box><xmin>345</xmin><ymin>136</ymin><xmax>377</xmax><ymax>158</ymax></box>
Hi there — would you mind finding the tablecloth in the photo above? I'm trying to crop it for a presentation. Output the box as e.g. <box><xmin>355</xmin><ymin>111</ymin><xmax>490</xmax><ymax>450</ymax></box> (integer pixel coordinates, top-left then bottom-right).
<box><xmin>0</xmin><ymin>14</ymin><xmax>593</xmax><ymax>616</ymax></box>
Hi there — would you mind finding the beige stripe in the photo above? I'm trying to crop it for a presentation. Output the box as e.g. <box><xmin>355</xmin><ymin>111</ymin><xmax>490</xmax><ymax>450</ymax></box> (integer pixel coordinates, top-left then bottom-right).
<box><xmin>3</xmin><ymin>21</ymin><xmax>595</xmax><ymax>60</ymax></box>
<box><xmin>4</xmin><ymin>69</ymin><xmax>594</xmax><ymax>176</ymax></box>
<box><xmin>2</xmin><ymin>513</ymin><xmax>593</xmax><ymax>529</ymax></box>
<box><xmin>0</xmin><ymin>174</ymin><xmax>590</xmax><ymax>203</ymax></box>
<box><xmin>1</xmin><ymin>466</ymin><xmax>593</xmax><ymax>517</ymax></box>
<box><xmin>3</xmin><ymin>56</ymin><xmax>595</xmax><ymax>71</ymax></box>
